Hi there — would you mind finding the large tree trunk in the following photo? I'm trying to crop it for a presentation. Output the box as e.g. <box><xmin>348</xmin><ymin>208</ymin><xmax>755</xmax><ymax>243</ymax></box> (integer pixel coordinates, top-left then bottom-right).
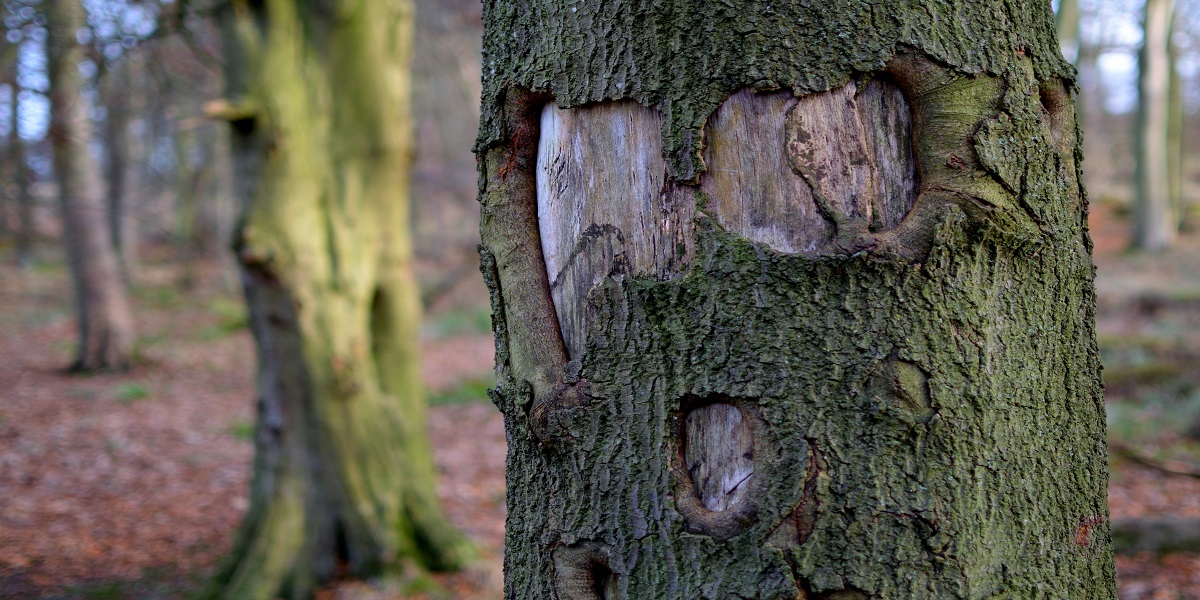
<box><xmin>206</xmin><ymin>1</ymin><xmax>470</xmax><ymax>598</ymax></box>
<box><xmin>47</xmin><ymin>0</ymin><xmax>134</xmax><ymax>372</ymax></box>
<box><xmin>1133</xmin><ymin>0</ymin><xmax>1177</xmax><ymax>251</ymax></box>
<box><xmin>478</xmin><ymin>1</ymin><xmax>1114</xmax><ymax>597</ymax></box>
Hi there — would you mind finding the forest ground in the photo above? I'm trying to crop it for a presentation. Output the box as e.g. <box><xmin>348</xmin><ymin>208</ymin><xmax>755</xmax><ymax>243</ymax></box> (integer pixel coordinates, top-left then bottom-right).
<box><xmin>2</xmin><ymin>202</ymin><xmax>1200</xmax><ymax>599</ymax></box>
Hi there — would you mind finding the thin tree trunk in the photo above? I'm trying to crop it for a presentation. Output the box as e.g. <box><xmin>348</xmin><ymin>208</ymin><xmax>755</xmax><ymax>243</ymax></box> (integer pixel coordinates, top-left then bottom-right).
<box><xmin>2</xmin><ymin>36</ymin><xmax>33</xmax><ymax>270</ymax></box>
<box><xmin>14</xmin><ymin>129</ymin><xmax>33</xmax><ymax>270</ymax></box>
<box><xmin>205</xmin><ymin>1</ymin><xmax>470</xmax><ymax>598</ymax></box>
<box><xmin>173</xmin><ymin>123</ymin><xmax>202</xmax><ymax>287</ymax></box>
<box><xmin>1133</xmin><ymin>0</ymin><xmax>1177</xmax><ymax>251</ymax></box>
<box><xmin>103</xmin><ymin>59</ymin><xmax>137</xmax><ymax>283</ymax></box>
<box><xmin>47</xmin><ymin>0</ymin><xmax>134</xmax><ymax>372</ymax></box>
<box><xmin>480</xmin><ymin>1</ymin><xmax>1113</xmax><ymax>597</ymax></box>
<box><xmin>1166</xmin><ymin>16</ymin><xmax>1184</xmax><ymax>230</ymax></box>
<box><xmin>1057</xmin><ymin>0</ymin><xmax>1081</xmax><ymax>65</ymax></box>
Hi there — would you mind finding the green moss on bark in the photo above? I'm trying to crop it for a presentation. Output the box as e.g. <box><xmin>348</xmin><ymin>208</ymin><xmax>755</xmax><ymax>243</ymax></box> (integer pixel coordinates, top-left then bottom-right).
<box><xmin>208</xmin><ymin>1</ymin><xmax>471</xmax><ymax>598</ymax></box>
<box><xmin>480</xmin><ymin>0</ymin><xmax>1112</xmax><ymax>598</ymax></box>
<box><xmin>477</xmin><ymin>0</ymin><xmax>1074</xmax><ymax>181</ymax></box>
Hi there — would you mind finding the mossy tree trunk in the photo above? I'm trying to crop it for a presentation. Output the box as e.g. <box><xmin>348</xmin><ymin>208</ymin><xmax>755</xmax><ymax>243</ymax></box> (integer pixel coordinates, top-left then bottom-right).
<box><xmin>1134</xmin><ymin>0</ymin><xmax>1177</xmax><ymax>251</ymax></box>
<box><xmin>207</xmin><ymin>1</ymin><xmax>470</xmax><ymax>598</ymax></box>
<box><xmin>478</xmin><ymin>1</ymin><xmax>1114</xmax><ymax>598</ymax></box>
<box><xmin>47</xmin><ymin>0</ymin><xmax>135</xmax><ymax>372</ymax></box>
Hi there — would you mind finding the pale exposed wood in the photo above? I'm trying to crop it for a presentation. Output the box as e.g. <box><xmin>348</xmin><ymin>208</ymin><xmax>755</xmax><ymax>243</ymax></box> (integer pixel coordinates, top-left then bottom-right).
<box><xmin>702</xmin><ymin>82</ymin><xmax>917</xmax><ymax>254</ymax></box>
<box><xmin>702</xmin><ymin>89</ymin><xmax>829</xmax><ymax>254</ymax></box>
<box><xmin>684</xmin><ymin>403</ymin><xmax>754</xmax><ymax>512</ymax></box>
<box><xmin>536</xmin><ymin>101</ymin><xmax>693</xmax><ymax>359</ymax></box>
<box><xmin>535</xmin><ymin>83</ymin><xmax>915</xmax><ymax>359</ymax></box>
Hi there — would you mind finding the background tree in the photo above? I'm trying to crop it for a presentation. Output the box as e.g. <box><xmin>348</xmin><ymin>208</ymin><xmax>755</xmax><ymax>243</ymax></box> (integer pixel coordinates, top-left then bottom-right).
<box><xmin>205</xmin><ymin>0</ymin><xmax>471</xmax><ymax>597</ymax></box>
<box><xmin>47</xmin><ymin>0</ymin><xmax>134</xmax><ymax>371</ymax></box>
<box><xmin>479</xmin><ymin>0</ymin><xmax>1113</xmax><ymax>597</ymax></box>
<box><xmin>1133</xmin><ymin>0</ymin><xmax>1178</xmax><ymax>250</ymax></box>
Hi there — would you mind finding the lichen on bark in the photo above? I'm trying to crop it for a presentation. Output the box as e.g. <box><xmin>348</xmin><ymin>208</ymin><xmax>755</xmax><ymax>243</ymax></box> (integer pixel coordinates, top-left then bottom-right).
<box><xmin>479</xmin><ymin>1</ymin><xmax>1113</xmax><ymax>598</ymax></box>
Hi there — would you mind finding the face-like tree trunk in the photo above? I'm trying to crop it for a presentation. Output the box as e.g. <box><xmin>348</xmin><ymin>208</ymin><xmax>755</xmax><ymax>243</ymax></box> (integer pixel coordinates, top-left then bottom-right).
<box><xmin>479</xmin><ymin>1</ymin><xmax>1113</xmax><ymax>598</ymax></box>
<box><xmin>47</xmin><ymin>0</ymin><xmax>135</xmax><ymax>372</ymax></box>
<box><xmin>1133</xmin><ymin>0</ymin><xmax>1177</xmax><ymax>251</ymax></box>
<box><xmin>206</xmin><ymin>1</ymin><xmax>470</xmax><ymax>598</ymax></box>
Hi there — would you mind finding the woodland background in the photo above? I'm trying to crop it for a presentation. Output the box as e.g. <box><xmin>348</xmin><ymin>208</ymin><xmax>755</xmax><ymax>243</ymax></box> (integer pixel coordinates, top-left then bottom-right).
<box><xmin>2</xmin><ymin>0</ymin><xmax>1200</xmax><ymax>597</ymax></box>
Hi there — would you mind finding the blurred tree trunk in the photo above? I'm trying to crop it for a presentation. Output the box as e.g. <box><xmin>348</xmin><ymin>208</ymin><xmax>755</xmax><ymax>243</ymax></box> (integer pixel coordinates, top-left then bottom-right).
<box><xmin>47</xmin><ymin>0</ymin><xmax>134</xmax><ymax>371</ymax></box>
<box><xmin>1166</xmin><ymin>18</ymin><xmax>1184</xmax><ymax>230</ymax></box>
<box><xmin>103</xmin><ymin>58</ymin><xmax>138</xmax><ymax>283</ymax></box>
<box><xmin>1134</xmin><ymin>0</ymin><xmax>1177</xmax><ymax>251</ymax></box>
<box><xmin>13</xmin><ymin>118</ymin><xmax>34</xmax><ymax>270</ymax></box>
<box><xmin>1</xmin><ymin>47</ymin><xmax>15</xmax><ymax>241</ymax></box>
<box><xmin>480</xmin><ymin>0</ymin><xmax>1113</xmax><ymax>597</ymax></box>
<box><xmin>1056</xmin><ymin>0</ymin><xmax>1080</xmax><ymax>65</ymax></box>
<box><xmin>205</xmin><ymin>0</ymin><xmax>470</xmax><ymax>597</ymax></box>
<box><xmin>3</xmin><ymin>20</ymin><xmax>33</xmax><ymax>270</ymax></box>
<box><xmin>172</xmin><ymin>122</ymin><xmax>202</xmax><ymax>286</ymax></box>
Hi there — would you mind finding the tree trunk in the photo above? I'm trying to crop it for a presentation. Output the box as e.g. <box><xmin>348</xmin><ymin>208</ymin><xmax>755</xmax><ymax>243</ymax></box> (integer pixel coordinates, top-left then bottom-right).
<box><xmin>13</xmin><ymin>126</ymin><xmax>34</xmax><ymax>270</ymax></box>
<box><xmin>478</xmin><ymin>2</ymin><xmax>1114</xmax><ymax>598</ymax></box>
<box><xmin>103</xmin><ymin>58</ymin><xmax>138</xmax><ymax>283</ymax></box>
<box><xmin>1133</xmin><ymin>0</ymin><xmax>1177</xmax><ymax>251</ymax></box>
<box><xmin>1056</xmin><ymin>0</ymin><xmax>1081</xmax><ymax>65</ymax></box>
<box><xmin>47</xmin><ymin>0</ymin><xmax>134</xmax><ymax>372</ymax></box>
<box><xmin>206</xmin><ymin>1</ymin><xmax>470</xmax><ymax>598</ymax></box>
<box><xmin>1165</xmin><ymin>16</ymin><xmax>1184</xmax><ymax>231</ymax></box>
<box><xmin>5</xmin><ymin>17</ymin><xmax>32</xmax><ymax>270</ymax></box>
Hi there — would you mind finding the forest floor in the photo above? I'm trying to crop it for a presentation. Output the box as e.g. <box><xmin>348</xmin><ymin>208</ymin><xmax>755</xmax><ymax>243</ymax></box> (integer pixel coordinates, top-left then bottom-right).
<box><xmin>2</xmin><ymin>202</ymin><xmax>1200</xmax><ymax>599</ymax></box>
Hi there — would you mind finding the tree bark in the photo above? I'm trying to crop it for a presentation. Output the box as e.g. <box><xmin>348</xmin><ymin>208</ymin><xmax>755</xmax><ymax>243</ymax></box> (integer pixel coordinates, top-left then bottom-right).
<box><xmin>47</xmin><ymin>0</ymin><xmax>134</xmax><ymax>371</ymax></box>
<box><xmin>13</xmin><ymin>124</ymin><xmax>34</xmax><ymax>270</ymax></box>
<box><xmin>1165</xmin><ymin>15</ymin><xmax>1184</xmax><ymax>230</ymax></box>
<box><xmin>1133</xmin><ymin>0</ymin><xmax>1177</xmax><ymax>251</ymax></box>
<box><xmin>206</xmin><ymin>1</ymin><xmax>470</xmax><ymax>598</ymax></box>
<box><xmin>102</xmin><ymin>58</ymin><xmax>138</xmax><ymax>283</ymax></box>
<box><xmin>479</xmin><ymin>1</ymin><xmax>1114</xmax><ymax>597</ymax></box>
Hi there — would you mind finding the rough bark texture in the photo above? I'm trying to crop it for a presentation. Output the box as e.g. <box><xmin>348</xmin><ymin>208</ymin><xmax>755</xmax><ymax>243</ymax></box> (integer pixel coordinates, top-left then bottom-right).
<box><xmin>47</xmin><ymin>0</ymin><xmax>135</xmax><ymax>372</ymax></box>
<box><xmin>208</xmin><ymin>1</ymin><xmax>470</xmax><ymax>598</ymax></box>
<box><xmin>479</xmin><ymin>1</ymin><xmax>1113</xmax><ymax>598</ymax></box>
<box><xmin>1133</xmin><ymin>0</ymin><xmax>1177</xmax><ymax>251</ymax></box>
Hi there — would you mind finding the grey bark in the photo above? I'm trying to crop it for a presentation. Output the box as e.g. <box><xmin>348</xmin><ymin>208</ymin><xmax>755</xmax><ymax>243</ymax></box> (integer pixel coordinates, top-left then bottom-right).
<box><xmin>13</xmin><ymin>127</ymin><xmax>34</xmax><ymax>270</ymax></box>
<box><xmin>47</xmin><ymin>0</ymin><xmax>134</xmax><ymax>371</ymax></box>
<box><xmin>479</xmin><ymin>1</ymin><xmax>1113</xmax><ymax>598</ymax></box>
<box><xmin>1133</xmin><ymin>0</ymin><xmax>1178</xmax><ymax>251</ymax></box>
<box><xmin>102</xmin><ymin>58</ymin><xmax>138</xmax><ymax>282</ymax></box>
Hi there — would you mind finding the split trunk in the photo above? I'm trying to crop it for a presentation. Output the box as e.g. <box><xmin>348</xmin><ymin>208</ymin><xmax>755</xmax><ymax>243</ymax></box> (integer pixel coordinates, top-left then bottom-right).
<box><xmin>478</xmin><ymin>1</ymin><xmax>1114</xmax><ymax>597</ymax></box>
